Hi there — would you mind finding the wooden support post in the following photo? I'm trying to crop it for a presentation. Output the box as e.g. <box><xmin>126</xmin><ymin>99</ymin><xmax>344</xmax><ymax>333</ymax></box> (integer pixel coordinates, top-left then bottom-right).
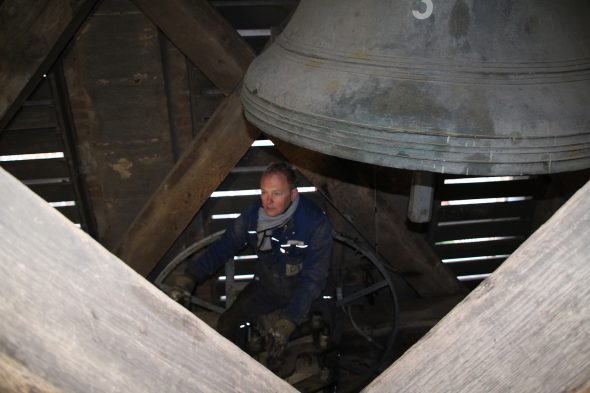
<box><xmin>131</xmin><ymin>0</ymin><xmax>255</xmax><ymax>94</ymax></box>
<box><xmin>363</xmin><ymin>180</ymin><xmax>590</xmax><ymax>393</ymax></box>
<box><xmin>115</xmin><ymin>92</ymin><xmax>260</xmax><ymax>276</ymax></box>
<box><xmin>0</xmin><ymin>0</ymin><xmax>98</xmax><ymax>129</ymax></box>
<box><xmin>0</xmin><ymin>167</ymin><xmax>295</xmax><ymax>393</ymax></box>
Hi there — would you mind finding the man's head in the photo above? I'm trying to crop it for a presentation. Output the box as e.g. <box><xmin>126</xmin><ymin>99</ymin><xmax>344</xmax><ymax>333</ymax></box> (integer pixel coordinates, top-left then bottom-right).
<box><xmin>260</xmin><ymin>162</ymin><xmax>299</xmax><ymax>217</ymax></box>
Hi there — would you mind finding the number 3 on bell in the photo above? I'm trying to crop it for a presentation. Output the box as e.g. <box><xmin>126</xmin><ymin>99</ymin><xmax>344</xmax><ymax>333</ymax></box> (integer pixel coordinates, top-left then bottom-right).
<box><xmin>412</xmin><ymin>0</ymin><xmax>433</xmax><ymax>20</ymax></box>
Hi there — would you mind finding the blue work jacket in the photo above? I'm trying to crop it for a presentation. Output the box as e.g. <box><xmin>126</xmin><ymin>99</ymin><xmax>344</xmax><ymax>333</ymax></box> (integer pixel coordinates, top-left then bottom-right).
<box><xmin>186</xmin><ymin>195</ymin><xmax>332</xmax><ymax>324</ymax></box>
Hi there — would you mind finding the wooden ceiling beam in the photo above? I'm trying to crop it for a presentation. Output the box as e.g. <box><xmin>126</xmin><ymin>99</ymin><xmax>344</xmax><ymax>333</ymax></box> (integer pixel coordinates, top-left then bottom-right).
<box><xmin>364</xmin><ymin>180</ymin><xmax>590</xmax><ymax>393</ymax></box>
<box><xmin>0</xmin><ymin>0</ymin><xmax>98</xmax><ymax>129</ymax></box>
<box><xmin>0</xmin><ymin>166</ymin><xmax>295</xmax><ymax>393</ymax></box>
<box><xmin>131</xmin><ymin>0</ymin><xmax>255</xmax><ymax>94</ymax></box>
<box><xmin>114</xmin><ymin>92</ymin><xmax>260</xmax><ymax>276</ymax></box>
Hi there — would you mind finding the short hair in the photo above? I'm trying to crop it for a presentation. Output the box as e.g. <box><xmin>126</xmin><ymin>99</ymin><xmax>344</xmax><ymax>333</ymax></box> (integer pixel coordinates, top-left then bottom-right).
<box><xmin>261</xmin><ymin>162</ymin><xmax>297</xmax><ymax>189</ymax></box>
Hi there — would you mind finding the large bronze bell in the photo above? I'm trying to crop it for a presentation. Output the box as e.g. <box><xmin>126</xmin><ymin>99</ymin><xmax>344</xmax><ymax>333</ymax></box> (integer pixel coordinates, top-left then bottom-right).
<box><xmin>242</xmin><ymin>0</ymin><xmax>590</xmax><ymax>175</ymax></box>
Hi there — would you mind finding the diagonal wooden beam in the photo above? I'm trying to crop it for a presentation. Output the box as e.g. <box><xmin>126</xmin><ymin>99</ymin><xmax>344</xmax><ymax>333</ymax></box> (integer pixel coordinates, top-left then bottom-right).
<box><xmin>0</xmin><ymin>0</ymin><xmax>98</xmax><ymax>129</ymax></box>
<box><xmin>113</xmin><ymin>0</ymin><xmax>257</xmax><ymax>276</ymax></box>
<box><xmin>364</xmin><ymin>180</ymin><xmax>590</xmax><ymax>393</ymax></box>
<box><xmin>115</xmin><ymin>0</ymin><xmax>259</xmax><ymax>275</ymax></box>
<box><xmin>275</xmin><ymin>140</ymin><xmax>466</xmax><ymax>297</ymax></box>
<box><xmin>114</xmin><ymin>92</ymin><xmax>260</xmax><ymax>276</ymax></box>
<box><xmin>131</xmin><ymin>0</ymin><xmax>255</xmax><ymax>95</ymax></box>
<box><xmin>0</xmin><ymin>166</ymin><xmax>296</xmax><ymax>392</ymax></box>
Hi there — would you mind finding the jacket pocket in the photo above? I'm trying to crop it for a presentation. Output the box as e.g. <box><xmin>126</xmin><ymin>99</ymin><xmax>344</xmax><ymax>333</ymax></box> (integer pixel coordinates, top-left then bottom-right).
<box><xmin>285</xmin><ymin>261</ymin><xmax>303</xmax><ymax>277</ymax></box>
<box><xmin>282</xmin><ymin>241</ymin><xmax>306</xmax><ymax>277</ymax></box>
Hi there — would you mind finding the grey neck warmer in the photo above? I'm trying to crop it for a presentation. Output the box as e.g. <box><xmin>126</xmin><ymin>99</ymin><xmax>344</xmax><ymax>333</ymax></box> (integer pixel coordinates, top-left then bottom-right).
<box><xmin>256</xmin><ymin>195</ymin><xmax>299</xmax><ymax>251</ymax></box>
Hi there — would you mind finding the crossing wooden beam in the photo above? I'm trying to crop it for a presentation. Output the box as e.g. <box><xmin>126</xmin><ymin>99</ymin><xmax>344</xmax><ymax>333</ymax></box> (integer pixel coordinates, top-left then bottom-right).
<box><xmin>114</xmin><ymin>0</ymin><xmax>257</xmax><ymax>275</ymax></box>
<box><xmin>364</xmin><ymin>180</ymin><xmax>590</xmax><ymax>393</ymax></box>
<box><xmin>114</xmin><ymin>92</ymin><xmax>259</xmax><ymax>276</ymax></box>
<box><xmin>0</xmin><ymin>0</ymin><xmax>98</xmax><ymax>129</ymax></box>
<box><xmin>131</xmin><ymin>0</ymin><xmax>255</xmax><ymax>94</ymax></box>
<box><xmin>0</xmin><ymin>166</ymin><xmax>294</xmax><ymax>392</ymax></box>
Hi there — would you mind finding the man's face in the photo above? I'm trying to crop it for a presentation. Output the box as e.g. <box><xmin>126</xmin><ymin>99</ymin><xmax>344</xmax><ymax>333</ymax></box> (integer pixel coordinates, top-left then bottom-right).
<box><xmin>260</xmin><ymin>172</ymin><xmax>298</xmax><ymax>217</ymax></box>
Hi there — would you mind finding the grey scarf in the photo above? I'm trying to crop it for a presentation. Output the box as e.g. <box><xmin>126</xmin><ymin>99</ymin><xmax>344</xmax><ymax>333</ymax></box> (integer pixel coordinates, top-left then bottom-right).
<box><xmin>256</xmin><ymin>195</ymin><xmax>299</xmax><ymax>251</ymax></box>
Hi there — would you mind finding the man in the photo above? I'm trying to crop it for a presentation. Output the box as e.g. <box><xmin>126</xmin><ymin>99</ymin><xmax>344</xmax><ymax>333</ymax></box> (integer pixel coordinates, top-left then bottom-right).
<box><xmin>172</xmin><ymin>162</ymin><xmax>333</xmax><ymax>357</ymax></box>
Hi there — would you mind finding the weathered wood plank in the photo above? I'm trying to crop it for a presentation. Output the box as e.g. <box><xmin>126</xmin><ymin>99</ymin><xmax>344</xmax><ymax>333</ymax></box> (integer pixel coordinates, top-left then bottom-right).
<box><xmin>0</xmin><ymin>159</ymin><xmax>70</xmax><ymax>180</ymax></box>
<box><xmin>0</xmin><ymin>0</ymin><xmax>98</xmax><ymax>129</ymax></box>
<box><xmin>160</xmin><ymin>35</ymin><xmax>194</xmax><ymax>160</ymax></box>
<box><xmin>437</xmin><ymin>178</ymin><xmax>542</xmax><ymax>200</ymax></box>
<box><xmin>207</xmin><ymin>194</ymin><xmax>261</xmax><ymax>214</ymax></box>
<box><xmin>115</xmin><ymin>92</ymin><xmax>259</xmax><ymax>276</ymax></box>
<box><xmin>443</xmin><ymin>257</ymin><xmax>506</xmax><ymax>277</ymax></box>
<box><xmin>213</xmin><ymin>2</ymin><xmax>296</xmax><ymax>30</ymax></box>
<box><xmin>363</xmin><ymin>180</ymin><xmax>590</xmax><ymax>393</ymax></box>
<box><xmin>433</xmin><ymin>217</ymin><xmax>531</xmax><ymax>242</ymax></box>
<box><xmin>3</xmin><ymin>105</ymin><xmax>57</xmax><ymax>131</ymax></box>
<box><xmin>28</xmin><ymin>181</ymin><xmax>77</xmax><ymax>203</ymax></box>
<box><xmin>62</xmin><ymin>1</ymin><xmax>181</xmax><ymax>248</ymax></box>
<box><xmin>436</xmin><ymin>200</ymin><xmax>536</xmax><ymax>222</ymax></box>
<box><xmin>55</xmin><ymin>205</ymin><xmax>82</xmax><ymax>223</ymax></box>
<box><xmin>0</xmin><ymin>128</ymin><xmax>63</xmax><ymax>155</ymax></box>
<box><xmin>434</xmin><ymin>237</ymin><xmax>525</xmax><ymax>260</ymax></box>
<box><xmin>188</xmin><ymin>65</ymin><xmax>225</xmax><ymax>132</ymax></box>
<box><xmin>0</xmin><ymin>166</ymin><xmax>295</xmax><ymax>393</ymax></box>
<box><xmin>131</xmin><ymin>0</ymin><xmax>255</xmax><ymax>94</ymax></box>
<box><xmin>238</xmin><ymin>143</ymin><xmax>286</xmax><ymax>166</ymax></box>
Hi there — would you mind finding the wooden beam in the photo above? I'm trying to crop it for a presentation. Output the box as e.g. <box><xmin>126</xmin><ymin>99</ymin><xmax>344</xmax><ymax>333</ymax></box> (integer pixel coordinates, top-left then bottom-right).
<box><xmin>0</xmin><ymin>0</ymin><xmax>98</xmax><ymax>129</ymax></box>
<box><xmin>131</xmin><ymin>0</ymin><xmax>255</xmax><ymax>95</ymax></box>
<box><xmin>114</xmin><ymin>91</ymin><xmax>259</xmax><ymax>276</ymax></box>
<box><xmin>364</xmin><ymin>180</ymin><xmax>590</xmax><ymax>393</ymax></box>
<box><xmin>0</xmin><ymin>166</ymin><xmax>295</xmax><ymax>392</ymax></box>
<box><xmin>113</xmin><ymin>0</ymin><xmax>257</xmax><ymax>274</ymax></box>
<box><xmin>275</xmin><ymin>141</ymin><xmax>466</xmax><ymax>297</ymax></box>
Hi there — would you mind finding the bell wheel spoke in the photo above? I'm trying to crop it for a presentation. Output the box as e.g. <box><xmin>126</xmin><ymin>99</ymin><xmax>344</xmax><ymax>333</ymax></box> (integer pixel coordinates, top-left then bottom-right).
<box><xmin>337</xmin><ymin>279</ymin><xmax>388</xmax><ymax>307</ymax></box>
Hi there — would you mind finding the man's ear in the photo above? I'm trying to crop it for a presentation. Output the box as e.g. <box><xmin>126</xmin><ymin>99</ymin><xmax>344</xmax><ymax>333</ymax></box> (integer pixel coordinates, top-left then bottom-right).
<box><xmin>290</xmin><ymin>187</ymin><xmax>299</xmax><ymax>202</ymax></box>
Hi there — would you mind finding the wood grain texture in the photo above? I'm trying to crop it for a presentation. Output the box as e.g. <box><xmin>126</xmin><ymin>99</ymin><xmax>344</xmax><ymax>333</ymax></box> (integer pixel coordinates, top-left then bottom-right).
<box><xmin>363</xmin><ymin>180</ymin><xmax>590</xmax><ymax>393</ymax></box>
<box><xmin>62</xmin><ymin>1</ymin><xmax>185</xmax><ymax>248</ymax></box>
<box><xmin>0</xmin><ymin>167</ymin><xmax>294</xmax><ymax>393</ymax></box>
<box><xmin>131</xmin><ymin>0</ymin><xmax>255</xmax><ymax>94</ymax></box>
<box><xmin>114</xmin><ymin>91</ymin><xmax>259</xmax><ymax>276</ymax></box>
<box><xmin>0</xmin><ymin>0</ymin><xmax>97</xmax><ymax>128</ymax></box>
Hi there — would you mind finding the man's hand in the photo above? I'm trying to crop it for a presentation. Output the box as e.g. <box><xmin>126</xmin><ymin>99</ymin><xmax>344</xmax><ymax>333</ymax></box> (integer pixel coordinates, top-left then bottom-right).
<box><xmin>166</xmin><ymin>273</ymin><xmax>196</xmax><ymax>307</ymax></box>
<box><xmin>270</xmin><ymin>318</ymin><xmax>296</xmax><ymax>348</ymax></box>
<box><xmin>258</xmin><ymin>311</ymin><xmax>296</xmax><ymax>359</ymax></box>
